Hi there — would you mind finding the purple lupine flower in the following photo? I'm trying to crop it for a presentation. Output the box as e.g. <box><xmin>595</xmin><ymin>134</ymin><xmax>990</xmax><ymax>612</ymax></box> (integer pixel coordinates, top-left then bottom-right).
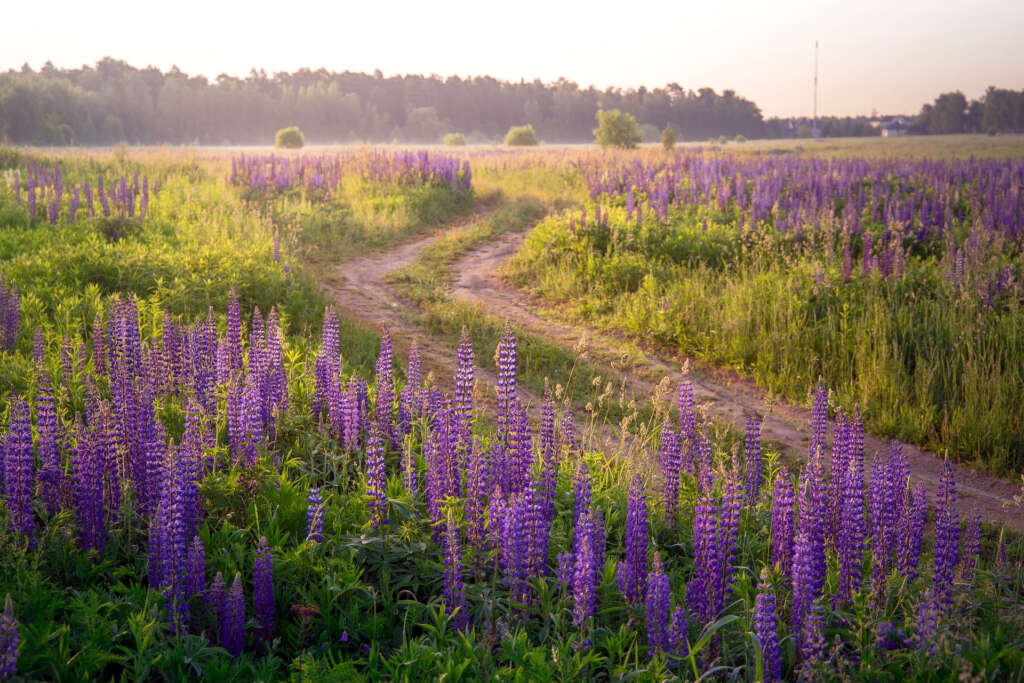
<box><xmin>572</xmin><ymin>510</ymin><xmax>598</xmax><ymax>629</ymax></box>
<box><xmin>72</xmin><ymin>417</ymin><xmax>105</xmax><ymax>552</ymax></box>
<box><xmin>958</xmin><ymin>512</ymin><xmax>982</xmax><ymax>584</ymax></box>
<box><xmin>687</xmin><ymin>494</ymin><xmax>719</xmax><ymax>625</ymax></box>
<box><xmin>499</xmin><ymin>488</ymin><xmax>534</xmax><ymax>605</ymax></box>
<box><xmin>898</xmin><ymin>485</ymin><xmax>927</xmax><ymax>581</ymax></box>
<box><xmin>770</xmin><ymin>471</ymin><xmax>795</xmax><ymax>582</ymax></box>
<box><xmin>755</xmin><ymin>569</ymin><xmax>782</xmax><ymax>682</ymax></box>
<box><xmin>35</xmin><ymin>373</ymin><xmax>62</xmax><ymax>515</ymax></box>
<box><xmin>307</xmin><ymin>488</ymin><xmax>324</xmax><ymax>543</ymax></box>
<box><xmin>714</xmin><ymin>477</ymin><xmax>743</xmax><ymax>613</ymax></box>
<box><xmin>84</xmin><ymin>180</ymin><xmax>94</xmax><ymax>217</ymax></box>
<box><xmin>366</xmin><ymin>422</ymin><xmax>388</xmax><ymax>529</ymax></box>
<box><xmin>933</xmin><ymin>458</ymin><xmax>959</xmax><ymax>612</ymax></box>
<box><xmin>537</xmin><ymin>395</ymin><xmax>560</xmax><ymax>542</ymax></box>
<box><xmin>312</xmin><ymin>310</ymin><xmax>339</xmax><ymax>420</ymax></box>
<box><xmin>798</xmin><ymin>602</ymin><xmax>826</xmax><ymax>667</ymax></box>
<box><xmin>506</xmin><ymin>399</ymin><xmax>533</xmax><ymax>496</ymax></box>
<box><xmin>0</xmin><ymin>279</ymin><xmax>20</xmax><ymax>352</ymax></box>
<box><xmin>27</xmin><ymin>184</ymin><xmax>36</xmax><ymax>220</ymax></box>
<box><xmin>825</xmin><ymin>412</ymin><xmax>850</xmax><ymax>549</ymax></box>
<box><xmin>496</xmin><ymin>323</ymin><xmax>517</xmax><ymax>439</ymax></box>
<box><xmin>525</xmin><ymin>476</ymin><xmax>552</xmax><ymax>580</ymax></box>
<box><xmin>2</xmin><ymin>399</ymin><xmax>34</xmax><ymax>541</ymax></box>
<box><xmin>561</xmin><ymin>409</ymin><xmax>578</xmax><ymax>457</ymax></box>
<box><xmin>645</xmin><ymin>552</ymin><xmax>671</xmax><ymax>658</ymax></box>
<box><xmin>616</xmin><ymin>476</ymin><xmax>649</xmax><ymax>605</ymax></box>
<box><xmin>254</xmin><ymin>536</ymin><xmax>274</xmax><ymax>642</ymax></box>
<box><xmin>836</xmin><ymin>449</ymin><xmax>865</xmax><ymax>606</ymax></box>
<box><xmin>207</xmin><ymin>571</ymin><xmax>226</xmax><ymax>642</ymax></box>
<box><xmin>273</xmin><ymin>231</ymin><xmax>280</xmax><ymax>263</ymax></box>
<box><xmin>792</xmin><ymin>454</ymin><xmax>826</xmax><ymax>648</ymax></box>
<box><xmin>668</xmin><ymin>606</ymin><xmax>689</xmax><ymax>657</ymax></box>
<box><xmin>398</xmin><ymin>340</ymin><xmax>422</xmax><ymax>437</ymax></box>
<box><xmin>443</xmin><ymin>518</ymin><xmax>467</xmax><ymax>631</ymax></box>
<box><xmin>0</xmin><ymin>595</ymin><xmax>18</xmax><ymax>680</ymax></box>
<box><xmin>374</xmin><ymin>331</ymin><xmax>396</xmax><ymax>447</ymax></box>
<box><xmin>142</xmin><ymin>405</ymin><xmax>167</xmax><ymax>521</ymax></box>
<box><xmin>176</xmin><ymin>402</ymin><xmax>203</xmax><ymax>541</ymax></box>
<box><xmin>465</xmin><ymin>441</ymin><xmax>490</xmax><ymax>556</ymax></box>
<box><xmin>455</xmin><ymin>328</ymin><xmax>474</xmax><ymax>438</ymax></box>
<box><xmin>226</xmin><ymin>288</ymin><xmax>243</xmax><ymax>379</ymax></box>
<box><xmin>659</xmin><ymin>424</ymin><xmax>682</xmax><ymax>525</ymax></box>
<box><xmin>186</xmin><ymin>536</ymin><xmax>206</xmax><ymax>599</ymax></box>
<box><xmin>342</xmin><ymin>378</ymin><xmax>361</xmax><ymax>452</ymax></box>
<box><xmin>222</xmin><ymin>572</ymin><xmax>245</xmax><ymax>656</ymax></box>
<box><xmin>809</xmin><ymin>380</ymin><xmax>828</xmax><ymax>458</ymax></box>
<box><xmin>868</xmin><ymin>441</ymin><xmax>908</xmax><ymax>591</ymax></box>
<box><xmin>744</xmin><ymin>415</ymin><xmax>763</xmax><ymax>503</ymax></box>
<box><xmin>573</xmin><ymin>461</ymin><xmax>592</xmax><ymax>528</ymax></box>
<box><xmin>914</xmin><ymin>589</ymin><xmax>939</xmax><ymax>655</ymax></box>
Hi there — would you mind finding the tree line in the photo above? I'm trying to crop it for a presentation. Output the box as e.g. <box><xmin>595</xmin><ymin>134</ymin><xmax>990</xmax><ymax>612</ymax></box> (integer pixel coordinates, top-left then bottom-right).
<box><xmin>0</xmin><ymin>58</ymin><xmax>1021</xmax><ymax>145</ymax></box>
<box><xmin>0</xmin><ymin>59</ymin><xmax>764</xmax><ymax>145</ymax></box>
<box><xmin>913</xmin><ymin>88</ymin><xmax>1024</xmax><ymax>135</ymax></box>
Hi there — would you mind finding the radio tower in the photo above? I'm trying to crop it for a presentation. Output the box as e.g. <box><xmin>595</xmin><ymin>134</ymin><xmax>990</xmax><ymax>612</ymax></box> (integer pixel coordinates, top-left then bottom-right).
<box><xmin>812</xmin><ymin>41</ymin><xmax>820</xmax><ymax>138</ymax></box>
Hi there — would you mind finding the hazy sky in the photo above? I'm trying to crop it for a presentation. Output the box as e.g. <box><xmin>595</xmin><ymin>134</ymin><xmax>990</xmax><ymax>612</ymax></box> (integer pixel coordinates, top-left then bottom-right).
<box><xmin>3</xmin><ymin>0</ymin><xmax>1022</xmax><ymax>117</ymax></box>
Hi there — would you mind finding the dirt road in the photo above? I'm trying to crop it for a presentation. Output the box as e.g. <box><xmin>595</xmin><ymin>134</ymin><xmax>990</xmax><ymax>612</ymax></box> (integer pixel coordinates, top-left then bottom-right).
<box><xmin>323</xmin><ymin>210</ymin><xmax>1024</xmax><ymax>531</ymax></box>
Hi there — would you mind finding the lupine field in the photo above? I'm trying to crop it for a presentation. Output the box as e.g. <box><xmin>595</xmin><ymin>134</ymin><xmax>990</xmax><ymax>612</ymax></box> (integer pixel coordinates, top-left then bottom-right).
<box><xmin>0</xmin><ymin>142</ymin><xmax>1023</xmax><ymax>681</ymax></box>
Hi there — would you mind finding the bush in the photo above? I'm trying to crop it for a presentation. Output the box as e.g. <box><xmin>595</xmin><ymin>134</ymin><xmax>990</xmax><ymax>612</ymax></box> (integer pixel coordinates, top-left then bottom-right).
<box><xmin>594</xmin><ymin>109</ymin><xmax>642</xmax><ymax>149</ymax></box>
<box><xmin>661</xmin><ymin>125</ymin><xmax>676</xmax><ymax>151</ymax></box>
<box><xmin>443</xmin><ymin>133</ymin><xmax>467</xmax><ymax>146</ymax></box>
<box><xmin>275</xmin><ymin>126</ymin><xmax>305</xmax><ymax>149</ymax></box>
<box><xmin>504</xmin><ymin>125</ymin><xmax>539</xmax><ymax>146</ymax></box>
<box><xmin>734</xmin><ymin>134</ymin><xmax>748</xmax><ymax>143</ymax></box>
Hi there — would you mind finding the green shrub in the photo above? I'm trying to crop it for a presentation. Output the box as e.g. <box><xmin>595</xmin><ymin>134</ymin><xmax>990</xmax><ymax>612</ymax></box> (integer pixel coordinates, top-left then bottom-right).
<box><xmin>593</xmin><ymin>109</ymin><xmax>642</xmax><ymax>149</ymax></box>
<box><xmin>442</xmin><ymin>132</ymin><xmax>467</xmax><ymax>146</ymax></box>
<box><xmin>504</xmin><ymin>125</ymin><xmax>539</xmax><ymax>146</ymax></box>
<box><xmin>275</xmin><ymin>126</ymin><xmax>305</xmax><ymax>149</ymax></box>
<box><xmin>734</xmin><ymin>133</ymin><xmax>748</xmax><ymax>143</ymax></box>
<box><xmin>661</xmin><ymin>125</ymin><xmax>676</xmax><ymax>151</ymax></box>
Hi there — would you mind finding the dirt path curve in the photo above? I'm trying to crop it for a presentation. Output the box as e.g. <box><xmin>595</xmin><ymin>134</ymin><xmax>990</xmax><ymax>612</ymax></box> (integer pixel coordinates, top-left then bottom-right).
<box><xmin>319</xmin><ymin>211</ymin><xmax>518</xmax><ymax>404</ymax></box>
<box><xmin>320</xmin><ymin>210</ymin><xmax>665</xmax><ymax>463</ymax></box>
<box><xmin>452</xmin><ymin>230</ymin><xmax>1024</xmax><ymax>532</ymax></box>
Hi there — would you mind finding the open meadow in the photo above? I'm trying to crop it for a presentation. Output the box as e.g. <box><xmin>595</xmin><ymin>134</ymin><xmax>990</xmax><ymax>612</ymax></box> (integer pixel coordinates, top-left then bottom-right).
<box><xmin>0</xmin><ymin>135</ymin><xmax>1022</xmax><ymax>681</ymax></box>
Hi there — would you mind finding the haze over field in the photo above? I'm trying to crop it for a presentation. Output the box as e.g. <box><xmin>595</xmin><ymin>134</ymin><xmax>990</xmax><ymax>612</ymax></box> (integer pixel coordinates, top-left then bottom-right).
<box><xmin>3</xmin><ymin>0</ymin><xmax>1023</xmax><ymax>117</ymax></box>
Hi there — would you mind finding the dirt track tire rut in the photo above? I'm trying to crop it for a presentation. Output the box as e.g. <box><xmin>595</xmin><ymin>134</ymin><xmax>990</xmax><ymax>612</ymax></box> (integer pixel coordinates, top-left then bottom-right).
<box><xmin>449</xmin><ymin>229</ymin><xmax>1024</xmax><ymax>531</ymax></box>
<box><xmin>321</xmin><ymin>206</ymin><xmax>1023</xmax><ymax>531</ymax></box>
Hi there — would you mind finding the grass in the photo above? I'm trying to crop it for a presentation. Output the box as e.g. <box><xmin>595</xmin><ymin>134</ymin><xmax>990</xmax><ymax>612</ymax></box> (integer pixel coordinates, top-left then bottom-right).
<box><xmin>385</xmin><ymin>192</ymin><xmax>664</xmax><ymax>431</ymax></box>
<box><xmin>504</xmin><ymin>157</ymin><xmax>1024</xmax><ymax>475</ymax></box>
<box><xmin>0</xmin><ymin>144</ymin><xmax>1022</xmax><ymax>680</ymax></box>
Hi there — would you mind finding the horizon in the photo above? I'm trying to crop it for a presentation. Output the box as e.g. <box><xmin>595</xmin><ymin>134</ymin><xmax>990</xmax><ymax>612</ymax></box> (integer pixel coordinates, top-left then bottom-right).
<box><xmin>3</xmin><ymin>0</ymin><xmax>1022</xmax><ymax>119</ymax></box>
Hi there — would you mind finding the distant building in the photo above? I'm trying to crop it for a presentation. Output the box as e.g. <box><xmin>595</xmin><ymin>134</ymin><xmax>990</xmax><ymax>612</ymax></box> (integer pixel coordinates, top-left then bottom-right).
<box><xmin>880</xmin><ymin>117</ymin><xmax>910</xmax><ymax>137</ymax></box>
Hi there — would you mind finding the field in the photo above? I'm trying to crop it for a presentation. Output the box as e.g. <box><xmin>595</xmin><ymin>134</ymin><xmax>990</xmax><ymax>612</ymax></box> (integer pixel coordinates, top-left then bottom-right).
<box><xmin>0</xmin><ymin>136</ymin><xmax>1022</xmax><ymax>681</ymax></box>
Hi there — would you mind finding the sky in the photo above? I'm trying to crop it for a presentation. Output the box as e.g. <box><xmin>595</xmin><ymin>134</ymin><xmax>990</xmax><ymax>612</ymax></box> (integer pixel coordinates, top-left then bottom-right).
<box><xmin>2</xmin><ymin>0</ymin><xmax>1022</xmax><ymax>118</ymax></box>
